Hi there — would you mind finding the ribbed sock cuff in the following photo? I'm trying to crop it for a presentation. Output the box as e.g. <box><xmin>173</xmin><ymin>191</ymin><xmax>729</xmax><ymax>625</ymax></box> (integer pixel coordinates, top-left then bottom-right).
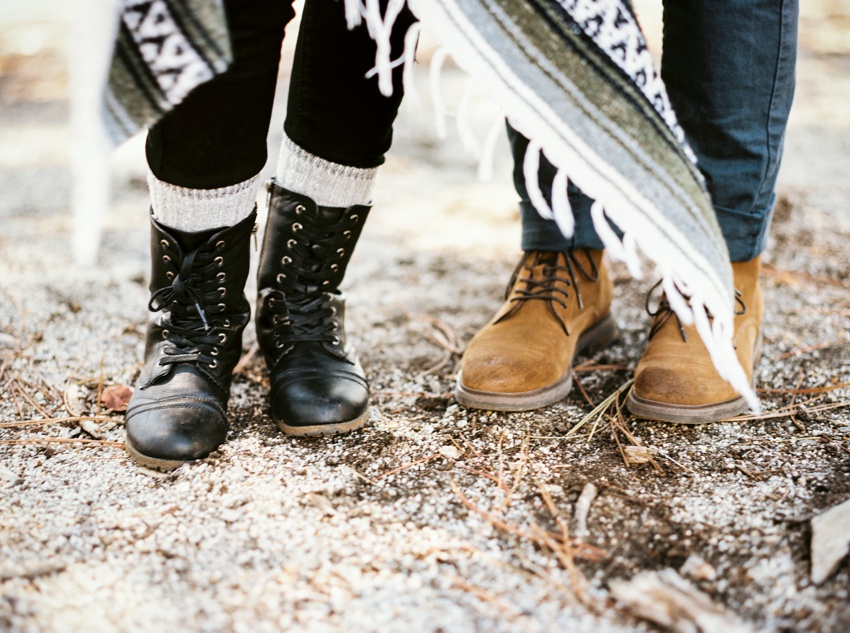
<box><xmin>275</xmin><ymin>135</ymin><xmax>377</xmax><ymax>208</ymax></box>
<box><xmin>148</xmin><ymin>172</ymin><xmax>260</xmax><ymax>233</ymax></box>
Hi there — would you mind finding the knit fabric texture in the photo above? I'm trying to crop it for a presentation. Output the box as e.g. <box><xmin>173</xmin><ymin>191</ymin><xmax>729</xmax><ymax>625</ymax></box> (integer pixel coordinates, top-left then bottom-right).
<box><xmin>275</xmin><ymin>136</ymin><xmax>378</xmax><ymax>208</ymax></box>
<box><xmin>148</xmin><ymin>172</ymin><xmax>260</xmax><ymax>233</ymax></box>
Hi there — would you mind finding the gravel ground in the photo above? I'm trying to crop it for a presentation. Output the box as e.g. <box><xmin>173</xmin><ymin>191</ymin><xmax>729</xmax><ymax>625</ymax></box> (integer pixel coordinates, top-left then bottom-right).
<box><xmin>1</xmin><ymin>3</ymin><xmax>849</xmax><ymax>632</ymax></box>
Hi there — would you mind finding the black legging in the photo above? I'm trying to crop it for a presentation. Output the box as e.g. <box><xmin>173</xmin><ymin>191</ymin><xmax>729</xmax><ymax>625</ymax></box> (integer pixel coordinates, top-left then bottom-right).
<box><xmin>145</xmin><ymin>0</ymin><xmax>416</xmax><ymax>189</ymax></box>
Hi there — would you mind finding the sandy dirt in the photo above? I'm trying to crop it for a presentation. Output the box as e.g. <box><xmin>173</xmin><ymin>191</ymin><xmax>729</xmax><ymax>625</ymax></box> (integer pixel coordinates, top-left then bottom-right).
<box><xmin>1</xmin><ymin>2</ymin><xmax>849</xmax><ymax>632</ymax></box>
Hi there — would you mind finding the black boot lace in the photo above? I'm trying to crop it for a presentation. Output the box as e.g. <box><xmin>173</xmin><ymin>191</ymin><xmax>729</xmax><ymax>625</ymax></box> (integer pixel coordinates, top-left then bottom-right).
<box><xmin>149</xmin><ymin>239</ymin><xmax>231</xmax><ymax>370</ymax></box>
<box><xmin>645</xmin><ymin>280</ymin><xmax>746</xmax><ymax>342</ymax></box>
<box><xmin>265</xmin><ymin>209</ymin><xmax>363</xmax><ymax>362</ymax></box>
<box><xmin>496</xmin><ymin>250</ymin><xmax>599</xmax><ymax>336</ymax></box>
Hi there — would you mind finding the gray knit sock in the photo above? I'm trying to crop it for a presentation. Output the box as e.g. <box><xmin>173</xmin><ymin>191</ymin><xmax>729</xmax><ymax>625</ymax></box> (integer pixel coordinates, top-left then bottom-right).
<box><xmin>275</xmin><ymin>135</ymin><xmax>377</xmax><ymax>208</ymax></box>
<box><xmin>148</xmin><ymin>172</ymin><xmax>261</xmax><ymax>233</ymax></box>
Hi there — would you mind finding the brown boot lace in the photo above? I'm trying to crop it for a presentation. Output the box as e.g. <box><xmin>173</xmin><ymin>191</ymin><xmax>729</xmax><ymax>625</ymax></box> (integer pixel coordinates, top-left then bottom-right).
<box><xmin>645</xmin><ymin>280</ymin><xmax>746</xmax><ymax>343</ymax></box>
<box><xmin>495</xmin><ymin>250</ymin><xmax>600</xmax><ymax>335</ymax></box>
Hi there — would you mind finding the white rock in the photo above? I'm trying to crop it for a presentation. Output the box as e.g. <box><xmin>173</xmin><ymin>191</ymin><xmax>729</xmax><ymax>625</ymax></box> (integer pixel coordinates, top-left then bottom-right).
<box><xmin>811</xmin><ymin>497</ymin><xmax>850</xmax><ymax>585</ymax></box>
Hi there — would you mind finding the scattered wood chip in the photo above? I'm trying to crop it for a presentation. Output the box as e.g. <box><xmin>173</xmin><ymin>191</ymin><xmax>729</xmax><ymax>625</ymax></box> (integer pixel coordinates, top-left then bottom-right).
<box><xmin>64</xmin><ymin>383</ymin><xmax>86</xmax><ymax>416</ymax></box>
<box><xmin>101</xmin><ymin>384</ymin><xmax>133</xmax><ymax>412</ymax></box>
<box><xmin>573</xmin><ymin>482</ymin><xmax>598</xmax><ymax>541</ymax></box>
<box><xmin>0</xmin><ymin>464</ymin><xmax>22</xmax><ymax>485</ymax></box>
<box><xmin>0</xmin><ymin>559</ymin><xmax>66</xmax><ymax>582</ymax></box>
<box><xmin>305</xmin><ymin>492</ymin><xmax>337</xmax><ymax>516</ymax></box>
<box><xmin>624</xmin><ymin>446</ymin><xmax>658</xmax><ymax>464</ymax></box>
<box><xmin>609</xmin><ymin>568</ymin><xmax>753</xmax><ymax>633</ymax></box>
<box><xmin>811</xmin><ymin>497</ymin><xmax>850</xmax><ymax>585</ymax></box>
<box><xmin>0</xmin><ymin>333</ymin><xmax>19</xmax><ymax>348</ymax></box>
<box><xmin>79</xmin><ymin>419</ymin><xmax>103</xmax><ymax>439</ymax></box>
<box><xmin>680</xmin><ymin>555</ymin><xmax>717</xmax><ymax>582</ymax></box>
<box><xmin>439</xmin><ymin>445</ymin><xmax>461</xmax><ymax>460</ymax></box>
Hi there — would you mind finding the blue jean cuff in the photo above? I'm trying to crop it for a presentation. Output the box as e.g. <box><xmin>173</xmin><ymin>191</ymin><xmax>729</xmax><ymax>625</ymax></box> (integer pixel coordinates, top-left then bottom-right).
<box><xmin>714</xmin><ymin>192</ymin><xmax>775</xmax><ymax>262</ymax></box>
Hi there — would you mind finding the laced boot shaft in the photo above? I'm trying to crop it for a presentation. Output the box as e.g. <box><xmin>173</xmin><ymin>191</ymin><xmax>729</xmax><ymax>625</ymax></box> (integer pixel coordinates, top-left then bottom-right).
<box><xmin>125</xmin><ymin>210</ymin><xmax>256</xmax><ymax>470</ymax></box>
<box><xmin>456</xmin><ymin>249</ymin><xmax>617</xmax><ymax>411</ymax></box>
<box><xmin>627</xmin><ymin>256</ymin><xmax>764</xmax><ymax>423</ymax></box>
<box><xmin>256</xmin><ymin>181</ymin><xmax>370</xmax><ymax>435</ymax></box>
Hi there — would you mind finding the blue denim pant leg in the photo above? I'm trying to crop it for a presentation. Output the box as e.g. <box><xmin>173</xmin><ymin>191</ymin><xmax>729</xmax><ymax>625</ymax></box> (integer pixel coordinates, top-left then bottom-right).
<box><xmin>512</xmin><ymin>0</ymin><xmax>798</xmax><ymax>262</ymax></box>
<box><xmin>662</xmin><ymin>0</ymin><xmax>798</xmax><ymax>262</ymax></box>
<box><xmin>507</xmin><ymin>124</ymin><xmax>605</xmax><ymax>252</ymax></box>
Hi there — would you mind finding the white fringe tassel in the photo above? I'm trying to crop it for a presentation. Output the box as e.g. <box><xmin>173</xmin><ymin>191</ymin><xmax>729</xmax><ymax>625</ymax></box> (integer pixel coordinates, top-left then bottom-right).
<box><xmin>349</xmin><ymin>0</ymin><xmax>760</xmax><ymax>411</ymax></box>
<box><xmin>476</xmin><ymin>113</ymin><xmax>505</xmax><ymax>182</ymax></box>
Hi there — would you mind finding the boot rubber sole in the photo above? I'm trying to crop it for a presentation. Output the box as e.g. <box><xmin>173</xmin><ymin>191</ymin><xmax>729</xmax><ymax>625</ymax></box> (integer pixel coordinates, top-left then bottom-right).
<box><xmin>125</xmin><ymin>440</ymin><xmax>194</xmax><ymax>472</ymax></box>
<box><xmin>625</xmin><ymin>330</ymin><xmax>763</xmax><ymax>424</ymax></box>
<box><xmin>454</xmin><ymin>314</ymin><xmax>618</xmax><ymax>412</ymax></box>
<box><xmin>275</xmin><ymin>407</ymin><xmax>370</xmax><ymax>437</ymax></box>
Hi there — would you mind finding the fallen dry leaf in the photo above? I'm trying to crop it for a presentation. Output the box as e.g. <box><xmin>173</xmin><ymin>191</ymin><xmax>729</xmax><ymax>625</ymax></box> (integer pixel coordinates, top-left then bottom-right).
<box><xmin>101</xmin><ymin>384</ymin><xmax>133</xmax><ymax>412</ymax></box>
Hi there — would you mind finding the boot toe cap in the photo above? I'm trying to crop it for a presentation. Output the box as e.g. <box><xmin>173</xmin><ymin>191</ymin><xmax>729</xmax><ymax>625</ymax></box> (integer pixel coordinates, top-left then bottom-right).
<box><xmin>271</xmin><ymin>374</ymin><xmax>369</xmax><ymax>428</ymax></box>
<box><xmin>460</xmin><ymin>351</ymin><xmax>565</xmax><ymax>394</ymax></box>
<box><xmin>633</xmin><ymin>365</ymin><xmax>737</xmax><ymax>406</ymax></box>
<box><xmin>125</xmin><ymin>402</ymin><xmax>228</xmax><ymax>465</ymax></box>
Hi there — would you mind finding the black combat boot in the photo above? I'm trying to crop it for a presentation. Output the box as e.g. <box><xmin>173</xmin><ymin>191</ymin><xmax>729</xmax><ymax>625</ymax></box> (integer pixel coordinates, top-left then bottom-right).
<box><xmin>125</xmin><ymin>210</ymin><xmax>256</xmax><ymax>470</ymax></box>
<box><xmin>256</xmin><ymin>180</ymin><xmax>370</xmax><ymax>436</ymax></box>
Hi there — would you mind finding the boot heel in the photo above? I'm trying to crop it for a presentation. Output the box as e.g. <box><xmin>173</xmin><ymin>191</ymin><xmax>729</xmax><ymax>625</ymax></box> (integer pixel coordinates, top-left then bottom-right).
<box><xmin>577</xmin><ymin>314</ymin><xmax>619</xmax><ymax>357</ymax></box>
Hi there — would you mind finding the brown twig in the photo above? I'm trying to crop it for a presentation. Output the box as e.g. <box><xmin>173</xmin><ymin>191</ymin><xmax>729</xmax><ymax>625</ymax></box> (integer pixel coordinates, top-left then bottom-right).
<box><xmin>722</xmin><ymin>400</ymin><xmax>849</xmax><ymax>422</ymax></box>
<box><xmin>95</xmin><ymin>357</ymin><xmax>105</xmax><ymax>416</ymax></box>
<box><xmin>232</xmin><ymin>341</ymin><xmax>260</xmax><ymax>376</ymax></box>
<box><xmin>408</xmin><ymin>313</ymin><xmax>464</xmax><ymax>354</ymax></box>
<box><xmin>788</xmin><ymin>370</ymin><xmax>807</xmax><ymax>432</ymax></box>
<box><xmin>762</xmin><ymin>263</ymin><xmax>850</xmax><ymax>291</ymax></box>
<box><xmin>7</xmin><ymin>379</ymin><xmax>24</xmax><ymax>419</ymax></box>
<box><xmin>0</xmin><ymin>437</ymin><xmax>124</xmax><ymax>449</ymax></box>
<box><xmin>572</xmin><ymin>362</ymin><xmax>631</xmax><ymax>373</ymax></box>
<box><xmin>534</xmin><ymin>478</ymin><xmax>598</xmax><ymax>611</ymax></box>
<box><xmin>14</xmin><ymin>376</ymin><xmax>52</xmax><ymax>418</ymax></box>
<box><xmin>758</xmin><ymin>381</ymin><xmax>850</xmax><ymax>395</ymax></box>
<box><xmin>572</xmin><ymin>371</ymin><xmax>596</xmax><ymax>409</ymax></box>
<box><xmin>777</xmin><ymin>339</ymin><xmax>849</xmax><ymax>361</ymax></box>
<box><xmin>376</xmin><ymin>453</ymin><xmax>441</xmax><ymax>480</ymax></box>
<box><xmin>0</xmin><ymin>415</ymin><xmax>118</xmax><ymax>428</ymax></box>
<box><xmin>452</xmin><ymin>576</ymin><xmax>524</xmax><ymax>618</ymax></box>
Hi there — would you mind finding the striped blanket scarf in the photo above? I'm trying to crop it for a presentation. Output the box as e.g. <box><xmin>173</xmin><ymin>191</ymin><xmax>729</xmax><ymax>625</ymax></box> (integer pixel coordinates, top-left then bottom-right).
<box><xmin>104</xmin><ymin>0</ymin><xmax>757</xmax><ymax>407</ymax></box>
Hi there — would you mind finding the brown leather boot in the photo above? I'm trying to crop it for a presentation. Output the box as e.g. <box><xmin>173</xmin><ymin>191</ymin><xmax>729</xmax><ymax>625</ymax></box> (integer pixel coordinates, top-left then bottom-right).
<box><xmin>455</xmin><ymin>249</ymin><xmax>617</xmax><ymax>411</ymax></box>
<box><xmin>626</xmin><ymin>257</ymin><xmax>763</xmax><ymax>423</ymax></box>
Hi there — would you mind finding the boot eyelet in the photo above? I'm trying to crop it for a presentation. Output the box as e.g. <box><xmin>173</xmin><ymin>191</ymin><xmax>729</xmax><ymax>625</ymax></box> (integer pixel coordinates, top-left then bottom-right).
<box><xmin>343</xmin><ymin>230</ymin><xmax>352</xmax><ymax>239</ymax></box>
<box><xmin>222</xmin><ymin>319</ymin><xmax>231</xmax><ymax>328</ymax></box>
<box><xmin>162</xmin><ymin>255</ymin><xmax>171</xmax><ymax>264</ymax></box>
<box><xmin>160</xmin><ymin>239</ymin><xmax>170</xmax><ymax>248</ymax></box>
<box><xmin>332</xmin><ymin>336</ymin><xmax>340</xmax><ymax>345</ymax></box>
<box><xmin>165</xmin><ymin>271</ymin><xmax>175</xmax><ymax>280</ymax></box>
<box><xmin>215</xmin><ymin>240</ymin><xmax>225</xmax><ymax>250</ymax></box>
<box><xmin>351</xmin><ymin>214</ymin><xmax>359</xmax><ymax>221</ymax></box>
<box><xmin>322</xmin><ymin>281</ymin><xmax>330</xmax><ymax>286</ymax></box>
<box><xmin>292</xmin><ymin>222</ymin><xmax>302</xmax><ymax>232</ymax></box>
<box><xmin>295</xmin><ymin>204</ymin><xmax>305</xmax><ymax>215</ymax></box>
<box><xmin>287</xmin><ymin>239</ymin><xmax>296</xmax><ymax>249</ymax></box>
<box><xmin>217</xmin><ymin>272</ymin><xmax>226</xmax><ymax>282</ymax></box>
<box><xmin>337</xmin><ymin>248</ymin><xmax>345</xmax><ymax>257</ymax></box>
<box><xmin>330</xmin><ymin>306</ymin><xmax>337</xmax><ymax>315</ymax></box>
<box><xmin>281</xmin><ymin>256</ymin><xmax>292</xmax><ymax>265</ymax></box>
<box><xmin>330</xmin><ymin>264</ymin><xmax>339</xmax><ymax>272</ymax></box>
<box><xmin>275</xmin><ymin>341</ymin><xmax>284</xmax><ymax>348</ymax></box>
<box><xmin>219</xmin><ymin>333</ymin><xmax>227</xmax><ymax>343</ymax></box>
<box><xmin>217</xmin><ymin>303</ymin><xmax>226</xmax><ymax>312</ymax></box>
<box><xmin>209</xmin><ymin>360</ymin><xmax>218</xmax><ymax>369</ymax></box>
<box><xmin>277</xmin><ymin>273</ymin><xmax>286</xmax><ymax>283</ymax></box>
<box><xmin>214</xmin><ymin>256</ymin><xmax>224</xmax><ymax>267</ymax></box>
<box><xmin>211</xmin><ymin>348</ymin><xmax>219</xmax><ymax>356</ymax></box>
<box><xmin>161</xmin><ymin>329</ymin><xmax>169</xmax><ymax>339</ymax></box>
<box><xmin>219</xmin><ymin>287</ymin><xmax>226</xmax><ymax>297</ymax></box>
